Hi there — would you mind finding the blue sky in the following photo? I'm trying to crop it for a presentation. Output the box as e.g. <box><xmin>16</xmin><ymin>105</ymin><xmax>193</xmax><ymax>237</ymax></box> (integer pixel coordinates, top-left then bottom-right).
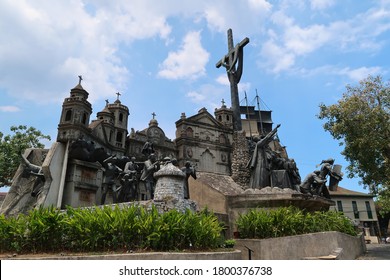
<box><xmin>1</xmin><ymin>0</ymin><xmax>389</xmax><ymax>194</ymax></box>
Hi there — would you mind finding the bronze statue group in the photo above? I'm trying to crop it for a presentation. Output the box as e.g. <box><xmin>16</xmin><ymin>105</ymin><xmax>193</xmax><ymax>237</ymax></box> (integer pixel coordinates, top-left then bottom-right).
<box><xmin>21</xmin><ymin>128</ymin><xmax>341</xmax><ymax>205</ymax></box>
<box><xmin>246</xmin><ymin>124</ymin><xmax>343</xmax><ymax>198</ymax></box>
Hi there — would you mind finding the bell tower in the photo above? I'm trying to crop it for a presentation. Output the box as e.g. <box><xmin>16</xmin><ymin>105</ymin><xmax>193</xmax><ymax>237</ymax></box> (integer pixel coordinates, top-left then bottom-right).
<box><xmin>107</xmin><ymin>92</ymin><xmax>129</xmax><ymax>155</ymax></box>
<box><xmin>214</xmin><ymin>99</ymin><xmax>233</xmax><ymax>129</ymax></box>
<box><xmin>57</xmin><ymin>76</ymin><xmax>92</xmax><ymax>142</ymax></box>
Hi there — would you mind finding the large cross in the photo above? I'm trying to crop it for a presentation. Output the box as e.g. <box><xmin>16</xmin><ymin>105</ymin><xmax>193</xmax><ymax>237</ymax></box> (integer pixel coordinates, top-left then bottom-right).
<box><xmin>216</xmin><ymin>29</ymin><xmax>249</xmax><ymax>131</ymax></box>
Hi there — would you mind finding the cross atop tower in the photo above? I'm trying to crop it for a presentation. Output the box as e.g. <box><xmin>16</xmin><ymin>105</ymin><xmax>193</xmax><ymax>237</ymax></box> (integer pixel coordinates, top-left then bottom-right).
<box><xmin>78</xmin><ymin>75</ymin><xmax>83</xmax><ymax>85</ymax></box>
<box><xmin>152</xmin><ymin>112</ymin><xmax>156</xmax><ymax>119</ymax></box>
<box><xmin>116</xmin><ymin>92</ymin><xmax>121</xmax><ymax>101</ymax></box>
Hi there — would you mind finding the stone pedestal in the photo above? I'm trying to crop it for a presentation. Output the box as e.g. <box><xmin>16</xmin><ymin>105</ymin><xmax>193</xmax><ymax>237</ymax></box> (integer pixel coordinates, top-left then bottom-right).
<box><xmin>153</xmin><ymin>162</ymin><xmax>197</xmax><ymax>212</ymax></box>
<box><xmin>154</xmin><ymin>163</ymin><xmax>186</xmax><ymax>200</ymax></box>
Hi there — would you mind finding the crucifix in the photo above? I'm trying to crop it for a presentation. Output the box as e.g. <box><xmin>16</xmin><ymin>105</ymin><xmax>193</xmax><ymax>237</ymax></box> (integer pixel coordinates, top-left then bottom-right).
<box><xmin>116</xmin><ymin>92</ymin><xmax>121</xmax><ymax>100</ymax></box>
<box><xmin>152</xmin><ymin>112</ymin><xmax>156</xmax><ymax>119</ymax></box>
<box><xmin>216</xmin><ymin>29</ymin><xmax>249</xmax><ymax>131</ymax></box>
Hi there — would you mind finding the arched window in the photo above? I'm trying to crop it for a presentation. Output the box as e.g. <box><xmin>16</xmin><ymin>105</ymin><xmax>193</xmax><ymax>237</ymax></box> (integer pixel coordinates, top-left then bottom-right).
<box><xmin>219</xmin><ymin>133</ymin><xmax>226</xmax><ymax>144</ymax></box>
<box><xmin>65</xmin><ymin>110</ymin><xmax>72</xmax><ymax>121</ymax></box>
<box><xmin>82</xmin><ymin>113</ymin><xmax>87</xmax><ymax>125</ymax></box>
<box><xmin>116</xmin><ymin>131</ymin><xmax>123</xmax><ymax>142</ymax></box>
<box><xmin>119</xmin><ymin>113</ymin><xmax>123</xmax><ymax>122</ymax></box>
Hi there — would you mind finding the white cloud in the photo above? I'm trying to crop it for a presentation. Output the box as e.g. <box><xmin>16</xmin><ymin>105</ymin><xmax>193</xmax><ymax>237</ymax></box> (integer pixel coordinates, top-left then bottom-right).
<box><xmin>0</xmin><ymin>0</ymin><xmax>172</xmax><ymax>104</ymax></box>
<box><xmin>259</xmin><ymin>4</ymin><xmax>390</xmax><ymax>74</ymax></box>
<box><xmin>0</xmin><ymin>106</ymin><xmax>21</xmax><ymax>112</ymax></box>
<box><xmin>248</xmin><ymin>0</ymin><xmax>272</xmax><ymax>11</ymax></box>
<box><xmin>260</xmin><ymin>39</ymin><xmax>295</xmax><ymax>73</ymax></box>
<box><xmin>309</xmin><ymin>0</ymin><xmax>335</xmax><ymax>11</ymax></box>
<box><xmin>284</xmin><ymin>24</ymin><xmax>330</xmax><ymax>55</ymax></box>
<box><xmin>158</xmin><ymin>31</ymin><xmax>210</xmax><ymax>80</ymax></box>
<box><xmin>187</xmin><ymin>91</ymin><xmax>206</xmax><ymax>103</ymax></box>
<box><xmin>216</xmin><ymin>75</ymin><xmax>230</xmax><ymax>86</ymax></box>
<box><xmin>338</xmin><ymin>67</ymin><xmax>383</xmax><ymax>82</ymax></box>
<box><xmin>186</xmin><ymin>83</ymin><xmax>227</xmax><ymax>111</ymax></box>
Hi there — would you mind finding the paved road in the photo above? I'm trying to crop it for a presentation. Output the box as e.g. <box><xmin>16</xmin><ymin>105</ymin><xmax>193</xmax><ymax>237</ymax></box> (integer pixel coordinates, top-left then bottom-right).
<box><xmin>357</xmin><ymin>243</ymin><xmax>390</xmax><ymax>260</ymax></box>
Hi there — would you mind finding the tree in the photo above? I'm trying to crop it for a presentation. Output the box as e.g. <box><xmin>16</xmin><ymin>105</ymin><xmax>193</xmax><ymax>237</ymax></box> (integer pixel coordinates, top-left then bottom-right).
<box><xmin>318</xmin><ymin>75</ymin><xmax>390</xmax><ymax>196</ymax></box>
<box><xmin>0</xmin><ymin>125</ymin><xmax>51</xmax><ymax>188</ymax></box>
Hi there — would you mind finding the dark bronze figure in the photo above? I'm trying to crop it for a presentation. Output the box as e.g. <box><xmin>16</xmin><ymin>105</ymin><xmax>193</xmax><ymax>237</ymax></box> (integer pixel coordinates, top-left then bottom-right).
<box><xmin>100</xmin><ymin>155</ymin><xmax>122</xmax><ymax>204</ymax></box>
<box><xmin>181</xmin><ymin>161</ymin><xmax>197</xmax><ymax>199</ymax></box>
<box><xmin>119</xmin><ymin>156</ymin><xmax>139</xmax><ymax>202</ymax></box>
<box><xmin>140</xmin><ymin>153</ymin><xmax>160</xmax><ymax>199</ymax></box>
<box><xmin>216</xmin><ymin>29</ymin><xmax>249</xmax><ymax>131</ymax></box>
<box><xmin>247</xmin><ymin>124</ymin><xmax>280</xmax><ymax>188</ymax></box>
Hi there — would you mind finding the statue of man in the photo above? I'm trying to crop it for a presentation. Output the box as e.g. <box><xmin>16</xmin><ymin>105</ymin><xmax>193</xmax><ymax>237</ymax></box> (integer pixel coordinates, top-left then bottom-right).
<box><xmin>21</xmin><ymin>154</ymin><xmax>45</xmax><ymax>197</ymax></box>
<box><xmin>181</xmin><ymin>161</ymin><xmax>197</xmax><ymax>199</ymax></box>
<box><xmin>120</xmin><ymin>156</ymin><xmax>139</xmax><ymax>202</ymax></box>
<box><xmin>247</xmin><ymin>124</ymin><xmax>280</xmax><ymax>188</ymax></box>
<box><xmin>100</xmin><ymin>156</ymin><xmax>122</xmax><ymax>204</ymax></box>
<box><xmin>300</xmin><ymin>170</ymin><xmax>327</xmax><ymax>196</ymax></box>
<box><xmin>140</xmin><ymin>153</ymin><xmax>160</xmax><ymax>199</ymax></box>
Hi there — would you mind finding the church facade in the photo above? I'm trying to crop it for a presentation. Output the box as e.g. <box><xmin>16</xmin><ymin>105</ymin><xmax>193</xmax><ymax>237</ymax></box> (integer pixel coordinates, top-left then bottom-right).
<box><xmin>56</xmin><ymin>80</ymin><xmax>273</xmax><ymax>179</ymax></box>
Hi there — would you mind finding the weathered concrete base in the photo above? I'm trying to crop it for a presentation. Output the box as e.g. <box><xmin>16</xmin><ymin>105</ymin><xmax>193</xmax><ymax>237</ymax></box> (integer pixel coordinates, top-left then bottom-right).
<box><xmin>235</xmin><ymin>231</ymin><xmax>366</xmax><ymax>260</ymax></box>
<box><xmin>2</xmin><ymin>250</ymin><xmax>242</xmax><ymax>260</ymax></box>
<box><xmin>3</xmin><ymin>232</ymin><xmax>365</xmax><ymax>260</ymax></box>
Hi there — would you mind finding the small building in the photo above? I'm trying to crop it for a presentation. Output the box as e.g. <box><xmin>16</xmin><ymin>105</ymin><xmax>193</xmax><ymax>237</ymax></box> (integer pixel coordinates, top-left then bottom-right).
<box><xmin>329</xmin><ymin>186</ymin><xmax>380</xmax><ymax>243</ymax></box>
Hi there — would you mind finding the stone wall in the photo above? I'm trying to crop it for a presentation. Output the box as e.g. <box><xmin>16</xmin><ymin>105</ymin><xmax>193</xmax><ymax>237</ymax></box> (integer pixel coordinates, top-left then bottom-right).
<box><xmin>235</xmin><ymin>231</ymin><xmax>366</xmax><ymax>260</ymax></box>
<box><xmin>231</xmin><ymin>131</ymin><xmax>250</xmax><ymax>187</ymax></box>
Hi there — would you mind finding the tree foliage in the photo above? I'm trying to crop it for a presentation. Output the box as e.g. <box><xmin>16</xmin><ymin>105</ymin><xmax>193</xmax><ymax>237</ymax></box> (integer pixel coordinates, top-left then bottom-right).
<box><xmin>0</xmin><ymin>125</ymin><xmax>51</xmax><ymax>188</ymax></box>
<box><xmin>318</xmin><ymin>75</ymin><xmax>390</xmax><ymax>195</ymax></box>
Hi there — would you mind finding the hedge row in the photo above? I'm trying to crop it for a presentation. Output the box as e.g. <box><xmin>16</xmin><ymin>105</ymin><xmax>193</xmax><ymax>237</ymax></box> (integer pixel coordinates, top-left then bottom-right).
<box><xmin>0</xmin><ymin>205</ymin><xmax>224</xmax><ymax>253</ymax></box>
<box><xmin>236</xmin><ymin>206</ymin><xmax>358</xmax><ymax>239</ymax></box>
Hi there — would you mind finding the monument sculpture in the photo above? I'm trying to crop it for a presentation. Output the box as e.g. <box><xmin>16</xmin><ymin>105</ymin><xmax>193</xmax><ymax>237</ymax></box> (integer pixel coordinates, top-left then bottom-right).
<box><xmin>100</xmin><ymin>156</ymin><xmax>123</xmax><ymax>204</ymax></box>
<box><xmin>140</xmin><ymin>153</ymin><xmax>160</xmax><ymax>199</ymax></box>
<box><xmin>181</xmin><ymin>161</ymin><xmax>197</xmax><ymax>199</ymax></box>
<box><xmin>1</xmin><ymin>30</ymin><xmax>342</xmax><ymax>240</ymax></box>
<box><xmin>299</xmin><ymin>158</ymin><xmax>343</xmax><ymax>199</ymax></box>
<box><xmin>247</xmin><ymin>124</ymin><xmax>280</xmax><ymax>188</ymax></box>
<box><xmin>216</xmin><ymin>29</ymin><xmax>249</xmax><ymax>131</ymax></box>
<box><xmin>269</xmin><ymin>151</ymin><xmax>301</xmax><ymax>191</ymax></box>
<box><xmin>21</xmin><ymin>153</ymin><xmax>45</xmax><ymax>197</ymax></box>
<box><xmin>120</xmin><ymin>157</ymin><xmax>139</xmax><ymax>202</ymax></box>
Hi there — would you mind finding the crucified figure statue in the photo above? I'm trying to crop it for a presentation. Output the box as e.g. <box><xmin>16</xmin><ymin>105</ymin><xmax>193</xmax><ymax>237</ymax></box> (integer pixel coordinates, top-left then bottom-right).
<box><xmin>216</xmin><ymin>29</ymin><xmax>249</xmax><ymax>131</ymax></box>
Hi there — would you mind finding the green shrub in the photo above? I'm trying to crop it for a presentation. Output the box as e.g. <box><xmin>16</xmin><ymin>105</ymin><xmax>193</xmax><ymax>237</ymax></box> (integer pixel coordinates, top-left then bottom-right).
<box><xmin>236</xmin><ymin>206</ymin><xmax>357</xmax><ymax>239</ymax></box>
<box><xmin>0</xmin><ymin>213</ymin><xmax>28</xmax><ymax>253</ymax></box>
<box><xmin>0</xmin><ymin>205</ymin><xmax>225</xmax><ymax>254</ymax></box>
<box><xmin>25</xmin><ymin>206</ymin><xmax>65</xmax><ymax>252</ymax></box>
<box><xmin>224</xmin><ymin>239</ymin><xmax>236</xmax><ymax>248</ymax></box>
